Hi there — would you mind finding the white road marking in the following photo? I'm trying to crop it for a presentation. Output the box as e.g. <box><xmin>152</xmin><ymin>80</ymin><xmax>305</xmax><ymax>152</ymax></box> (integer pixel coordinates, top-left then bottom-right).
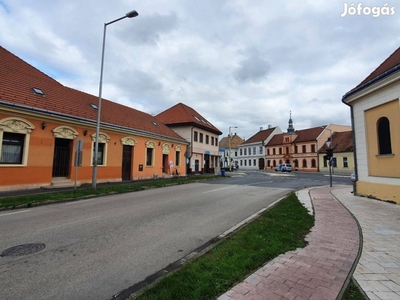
<box><xmin>0</xmin><ymin>209</ymin><xmax>31</xmax><ymax>217</ymax></box>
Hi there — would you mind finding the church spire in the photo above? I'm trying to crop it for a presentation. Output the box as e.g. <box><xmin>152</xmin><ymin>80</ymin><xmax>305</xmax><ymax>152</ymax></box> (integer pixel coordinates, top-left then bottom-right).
<box><xmin>287</xmin><ymin>111</ymin><xmax>295</xmax><ymax>134</ymax></box>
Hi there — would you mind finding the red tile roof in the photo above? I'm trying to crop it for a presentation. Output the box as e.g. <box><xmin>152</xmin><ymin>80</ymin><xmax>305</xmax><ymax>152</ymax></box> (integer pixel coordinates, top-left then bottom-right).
<box><xmin>0</xmin><ymin>46</ymin><xmax>186</xmax><ymax>142</ymax></box>
<box><xmin>219</xmin><ymin>134</ymin><xmax>244</xmax><ymax>148</ymax></box>
<box><xmin>294</xmin><ymin>126</ymin><xmax>326</xmax><ymax>143</ymax></box>
<box><xmin>241</xmin><ymin>127</ymin><xmax>277</xmax><ymax>145</ymax></box>
<box><xmin>266</xmin><ymin>126</ymin><xmax>326</xmax><ymax>146</ymax></box>
<box><xmin>343</xmin><ymin>46</ymin><xmax>400</xmax><ymax>99</ymax></box>
<box><xmin>156</xmin><ymin>103</ymin><xmax>222</xmax><ymax>135</ymax></box>
<box><xmin>319</xmin><ymin>131</ymin><xmax>353</xmax><ymax>153</ymax></box>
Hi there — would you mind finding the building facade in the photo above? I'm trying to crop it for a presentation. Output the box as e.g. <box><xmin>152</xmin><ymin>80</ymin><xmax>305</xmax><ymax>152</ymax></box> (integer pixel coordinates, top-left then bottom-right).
<box><xmin>265</xmin><ymin>115</ymin><xmax>351</xmax><ymax>172</ymax></box>
<box><xmin>318</xmin><ymin>131</ymin><xmax>354</xmax><ymax>175</ymax></box>
<box><xmin>0</xmin><ymin>46</ymin><xmax>188</xmax><ymax>191</ymax></box>
<box><xmin>238</xmin><ymin>126</ymin><xmax>282</xmax><ymax>170</ymax></box>
<box><xmin>219</xmin><ymin>133</ymin><xmax>244</xmax><ymax>170</ymax></box>
<box><xmin>342</xmin><ymin>46</ymin><xmax>400</xmax><ymax>204</ymax></box>
<box><xmin>156</xmin><ymin>103</ymin><xmax>222</xmax><ymax>174</ymax></box>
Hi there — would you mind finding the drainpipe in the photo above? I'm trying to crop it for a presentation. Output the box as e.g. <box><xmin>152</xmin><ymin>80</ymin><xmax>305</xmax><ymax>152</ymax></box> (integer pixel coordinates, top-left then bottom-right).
<box><xmin>342</xmin><ymin>99</ymin><xmax>358</xmax><ymax>194</ymax></box>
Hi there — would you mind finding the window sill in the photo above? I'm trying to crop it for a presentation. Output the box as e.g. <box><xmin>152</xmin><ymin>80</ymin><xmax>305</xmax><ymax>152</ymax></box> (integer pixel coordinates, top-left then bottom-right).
<box><xmin>376</xmin><ymin>154</ymin><xmax>394</xmax><ymax>158</ymax></box>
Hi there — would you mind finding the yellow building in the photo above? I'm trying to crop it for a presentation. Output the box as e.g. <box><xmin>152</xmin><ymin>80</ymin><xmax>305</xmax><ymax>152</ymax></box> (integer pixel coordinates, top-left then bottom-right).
<box><xmin>342</xmin><ymin>46</ymin><xmax>400</xmax><ymax>204</ymax></box>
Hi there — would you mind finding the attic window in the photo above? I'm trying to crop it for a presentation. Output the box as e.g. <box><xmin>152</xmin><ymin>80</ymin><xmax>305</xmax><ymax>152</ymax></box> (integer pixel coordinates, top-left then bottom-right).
<box><xmin>194</xmin><ymin>116</ymin><xmax>200</xmax><ymax>122</ymax></box>
<box><xmin>90</xmin><ymin>103</ymin><xmax>98</xmax><ymax>110</ymax></box>
<box><xmin>152</xmin><ymin>121</ymin><xmax>158</xmax><ymax>126</ymax></box>
<box><xmin>32</xmin><ymin>87</ymin><xmax>44</xmax><ymax>96</ymax></box>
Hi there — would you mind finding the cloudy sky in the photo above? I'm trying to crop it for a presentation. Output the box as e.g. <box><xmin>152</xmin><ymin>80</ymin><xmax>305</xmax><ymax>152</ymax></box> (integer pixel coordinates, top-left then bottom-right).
<box><xmin>1</xmin><ymin>1</ymin><xmax>399</xmax><ymax>139</ymax></box>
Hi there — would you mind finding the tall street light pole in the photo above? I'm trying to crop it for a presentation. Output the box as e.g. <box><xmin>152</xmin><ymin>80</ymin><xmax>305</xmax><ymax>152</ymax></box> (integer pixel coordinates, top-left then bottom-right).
<box><xmin>229</xmin><ymin>126</ymin><xmax>238</xmax><ymax>171</ymax></box>
<box><xmin>92</xmin><ymin>10</ymin><xmax>139</xmax><ymax>189</ymax></box>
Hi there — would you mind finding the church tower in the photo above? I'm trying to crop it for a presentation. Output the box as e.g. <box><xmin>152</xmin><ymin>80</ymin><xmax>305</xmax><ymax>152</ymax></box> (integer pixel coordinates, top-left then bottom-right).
<box><xmin>287</xmin><ymin>111</ymin><xmax>295</xmax><ymax>134</ymax></box>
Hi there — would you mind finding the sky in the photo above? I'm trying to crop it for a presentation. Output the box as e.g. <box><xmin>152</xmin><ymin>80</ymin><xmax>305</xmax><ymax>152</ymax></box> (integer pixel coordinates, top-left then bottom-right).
<box><xmin>1</xmin><ymin>1</ymin><xmax>399</xmax><ymax>140</ymax></box>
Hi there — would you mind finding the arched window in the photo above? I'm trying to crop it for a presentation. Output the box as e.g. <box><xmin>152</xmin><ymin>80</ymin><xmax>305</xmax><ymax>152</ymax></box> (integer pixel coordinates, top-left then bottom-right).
<box><xmin>377</xmin><ymin>117</ymin><xmax>392</xmax><ymax>154</ymax></box>
<box><xmin>302</xmin><ymin>159</ymin><xmax>307</xmax><ymax>168</ymax></box>
<box><xmin>311</xmin><ymin>159</ymin><xmax>316</xmax><ymax>168</ymax></box>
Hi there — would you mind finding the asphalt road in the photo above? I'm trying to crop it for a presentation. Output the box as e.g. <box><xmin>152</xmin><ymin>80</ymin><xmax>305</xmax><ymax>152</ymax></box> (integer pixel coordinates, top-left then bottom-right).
<box><xmin>0</xmin><ymin>178</ymin><xmax>292</xmax><ymax>300</ymax></box>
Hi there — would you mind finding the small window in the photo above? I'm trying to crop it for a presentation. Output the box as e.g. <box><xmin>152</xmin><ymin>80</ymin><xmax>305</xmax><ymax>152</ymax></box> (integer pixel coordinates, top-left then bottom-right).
<box><xmin>302</xmin><ymin>145</ymin><xmax>306</xmax><ymax>153</ymax></box>
<box><xmin>311</xmin><ymin>144</ymin><xmax>316</xmax><ymax>153</ymax></box>
<box><xmin>146</xmin><ymin>147</ymin><xmax>154</xmax><ymax>166</ymax></box>
<box><xmin>194</xmin><ymin>131</ymin><xmax>198</xmax><ymax>142</ymax></box>
<box><xmin>152</xmin><ymin>121</ymin><xmax>158</xmax><ymax>126</ymax></box>
<box><xmin>200</xmin><ymin>133</ymin><xmax>203</xmax><ymax>143</ymax></box>
<box><xmin>32</xmin><ymin>87</ymin><xmax>44</xmax><ymax>96</ymax></box>
<box><xmin>90</xmin><ymin>103</ymin><xmax>98</xmax><ymax>110</ymax></box>
<box><xmin>206</xmin><ymin>135</ymin><xmax>209</xmax><ymax>144</ymax></box>
<box><xmin>1</xmin><ymin>132</ymin><xmax>25</xmax><ymax>164</ymax></box>
<box><xmin>175</xmin><ymin>150</ymin><xmax>180</xmax><ymax>166</ymax></box>
<box><xmin>343</xmin><ymin>157</ymin><xmax>348</xmax><ymax>168</ymax></box>
<box><xmin>92</xmin><ymin>142</ymin><xmax>105</xmax><ymax>165</ymax></box>
<box><xmin>377</xmin><ymin>117</ymin><xmax>392</xmax><ymax>154</ymax></box>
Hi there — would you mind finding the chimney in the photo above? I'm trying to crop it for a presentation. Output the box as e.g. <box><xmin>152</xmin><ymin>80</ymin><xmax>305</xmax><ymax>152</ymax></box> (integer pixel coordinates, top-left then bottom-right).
<box><xmin>260</xmin><ymin>127</ymin><xmax>263</xmax><ymax>131</ymax></box>
<box><xmin>268</xmin><ymin>124</ymin><xmax>272</xmax><ymax>129</ymax></box>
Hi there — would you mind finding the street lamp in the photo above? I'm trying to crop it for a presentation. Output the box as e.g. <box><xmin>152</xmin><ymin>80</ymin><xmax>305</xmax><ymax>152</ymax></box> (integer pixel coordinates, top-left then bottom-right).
<box><xmin>92</xmin><ymin>10</ymin><xmax>139</xmax><ymax>189</ymax></box>
<box><xmin>229</xmin><ymin>126</ymin><xmax>238</xmax><ymax>171</ymax></box>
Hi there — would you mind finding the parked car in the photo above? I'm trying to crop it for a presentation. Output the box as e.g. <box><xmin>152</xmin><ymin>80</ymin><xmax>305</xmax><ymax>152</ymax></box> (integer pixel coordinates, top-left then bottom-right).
<box><xmin>275</xmin><ymin>163</ymin><xmax>292</xmax><ymax>172</ymax></box>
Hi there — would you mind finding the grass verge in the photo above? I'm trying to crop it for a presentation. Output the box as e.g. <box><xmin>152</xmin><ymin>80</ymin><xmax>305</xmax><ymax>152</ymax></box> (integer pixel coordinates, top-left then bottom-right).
<box><xmin>342</xmin><ymin>279</ymin><xmax>368</xmax><ymax>300</ymax></box>
<box><xmin>0</xmin><ymin>176</ymin><xmax>218</xmax><ymax>209</ymax></box>
<box><xmin>134</xmin><ymin>192</ymin><xmax>314</xmax><ymax>300</ymax></box>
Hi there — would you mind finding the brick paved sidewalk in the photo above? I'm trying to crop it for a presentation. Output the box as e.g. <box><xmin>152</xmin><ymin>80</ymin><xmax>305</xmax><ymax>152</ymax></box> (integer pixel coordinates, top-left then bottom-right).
<box><xmin>218</xmin><ymin>187</ymin><xmax>361</xmax><ymax>300</ymax></box>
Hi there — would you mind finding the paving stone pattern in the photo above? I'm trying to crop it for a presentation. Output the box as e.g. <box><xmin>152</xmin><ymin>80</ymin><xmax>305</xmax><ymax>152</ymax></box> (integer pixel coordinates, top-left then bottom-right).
<box><xmin>218</xmin><ymin>187</ymin><xmax>360</xmax><ymax>300</ymax></box>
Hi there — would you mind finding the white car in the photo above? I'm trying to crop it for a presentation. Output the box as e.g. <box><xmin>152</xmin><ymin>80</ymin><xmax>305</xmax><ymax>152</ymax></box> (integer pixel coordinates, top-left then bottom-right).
<box><xmin>275</xmin><ymin>163</ymin><xmax>293</xmax><ymax>172</ymax></box>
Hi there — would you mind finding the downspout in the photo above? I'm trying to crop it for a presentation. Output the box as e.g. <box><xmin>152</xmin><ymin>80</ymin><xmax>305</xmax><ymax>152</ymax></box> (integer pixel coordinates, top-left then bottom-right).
<box><xmin>342</xmin><ymin>98</ymin><xmax>358</xmax><ymax>194</ymax></box>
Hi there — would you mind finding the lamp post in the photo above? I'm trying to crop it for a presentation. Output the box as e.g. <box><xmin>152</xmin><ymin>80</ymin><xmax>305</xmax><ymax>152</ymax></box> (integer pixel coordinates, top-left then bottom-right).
<box><xmin>229</xmin><ymin>126</ymin><xmax>238</xmax><ymax>171</ymax></box>
<box><xmin>92</xmin><ymin>10</ymin><xmax>139</xmax><ymax>189</ymax></box>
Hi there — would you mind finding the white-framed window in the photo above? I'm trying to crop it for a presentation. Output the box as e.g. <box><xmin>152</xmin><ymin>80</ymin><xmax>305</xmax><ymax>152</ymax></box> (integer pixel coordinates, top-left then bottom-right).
<box><xmin>0</xmin><ymin>117</ymin><xmax>34</xmax><ymax>166</ymax></box>
<box><xmin>343</xmin><ymin>157</ymin><xmax>348</xmax><ymax>168</ymax></box>
<box><xmin>91</xmin><ymin>132</ymin><xmax>110</xmax><ymax>166</ymax></box>
<box><xmin>146</xmin><ymin>141</ymin><xmax>156</xmax><ymax>167</ymax></box>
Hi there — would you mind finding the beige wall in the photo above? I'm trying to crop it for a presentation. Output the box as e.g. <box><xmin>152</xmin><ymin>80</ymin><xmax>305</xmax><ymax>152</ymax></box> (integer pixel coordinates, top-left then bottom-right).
<box><xmin>364</xmin><ymin>99</ymin><xmax>400</xmax><ymax>178</ymax></box>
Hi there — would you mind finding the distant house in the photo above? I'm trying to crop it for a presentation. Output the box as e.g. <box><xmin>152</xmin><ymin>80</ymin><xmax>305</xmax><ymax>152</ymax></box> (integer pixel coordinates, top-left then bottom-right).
<box><xmin>265</xmin><ymin>114</ymin><xmax>351</xmax><ymax>172</ymax></box>
<box><xmin>318</xmin><ymin>131</ymin><xmax>354</xmax><ymax>175</ymax></box>
<box><xmin>342</xmin><ymin>46</ymin><xmax>400</xmax><ymax>204</ymax></box>
<box><xmin>156</xmin><ymin>103</ymin><xmax>222</xmax><ymax>174</ymax></box>
<box><xmin>219</xmin><ymin>133</ymin><xmax>244</xmax><ymax>170</ymax></box>
<box><xmin>0</xmin><ymin>46</ymin><xmax>188</xmax><ymax>191</ymax></box>
<box><xmin>238</xmin><ymin>126</ymin><xmax>282</xmax><ymax>170</ymax></box>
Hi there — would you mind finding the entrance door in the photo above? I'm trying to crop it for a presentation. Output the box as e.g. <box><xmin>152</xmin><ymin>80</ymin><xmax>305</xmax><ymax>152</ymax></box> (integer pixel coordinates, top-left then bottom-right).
<box><xmin>194</xmin><ymin>159</ymin><xmax>199</xmax><ymax>173</ymax></box>
<box><xmin>258</xmin><ymin>158</ymin><xmax>265</xmax><ymax>170</ymax></box>
<box><xmin>204</xmin><ymin>154</ymin><xmax>210</xmax><ymax>173</ymax></box>
<box><xmin>162</xmin><ymin>154</ymin><xmax>169</xmax><ymax>174</ymax></box>
<box><xmin>52</xmin><ymin>138</ymin><xmax>71</xmax><ymax>177</ymax></box>
<box><xmin>122</xmin><ymin>145</ymin><xmax>132</xmax><ymax>180</ymax></box>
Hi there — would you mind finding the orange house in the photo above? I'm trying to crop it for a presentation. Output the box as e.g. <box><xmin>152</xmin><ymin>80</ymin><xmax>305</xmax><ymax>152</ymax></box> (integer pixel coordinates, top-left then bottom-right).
<box><xmin>0</xmin><ymin>46</ymin><xmax>188</xmax><ymax>191</ymax></box>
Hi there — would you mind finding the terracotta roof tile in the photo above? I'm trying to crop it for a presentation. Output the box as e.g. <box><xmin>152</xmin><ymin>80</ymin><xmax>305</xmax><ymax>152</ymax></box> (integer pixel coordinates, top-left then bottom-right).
<box><xmin>0</xmin><ymin>46</ymin><xmax>186</xmax><ymax>142</ymax></box>
<box><xmin>344</xmin><ymin>46</ymin><xmax>400</xmax><ymax>97</ymax></box>
<box><xmin>156</xmin><ymin>103</ymin><xmax>222</xmax><ymax>135</ymax></box>
<box><xmin>219</xmin><ymin>134</ymin><xmax>245</xmax><ymax>148</ymax></box>
<box><xmin>241</xmin><ymin>127</ymin><xmax>277</xmax><ymax>145</ymax></box>
<box><xmin>319</xmin><ymin>131</ymin><xmax>353</xmax><ymax>153</ymax></box>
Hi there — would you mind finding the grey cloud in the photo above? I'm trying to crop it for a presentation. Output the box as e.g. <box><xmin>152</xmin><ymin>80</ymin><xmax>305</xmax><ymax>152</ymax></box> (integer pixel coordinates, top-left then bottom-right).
<box><xmin>120</xmin><ymin>13</ymin><xmax>178</xmax><ymax>46</ymax></box>
<box><xmin>233</xmin><ymin>49</ymin><xmax>271</xmax><ymax>83</ymax></box>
